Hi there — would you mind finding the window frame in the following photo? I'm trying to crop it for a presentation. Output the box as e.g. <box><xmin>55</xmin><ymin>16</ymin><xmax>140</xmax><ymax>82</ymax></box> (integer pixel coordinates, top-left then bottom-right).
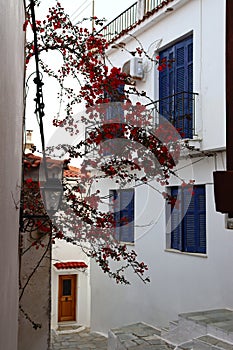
<box><xmin>159</xmin><ymin>34</ymin><xmax>194</xmax><ymax>139</ymax></box>
<box><xmin>110</xmin><ymin>188</ymin><xmax>135</xmax><ymax>244</ymax></box>
<box><xmin>166</xmin><ymin>184</ymin><xmax>206</xmax><ymax>254</ymax></box>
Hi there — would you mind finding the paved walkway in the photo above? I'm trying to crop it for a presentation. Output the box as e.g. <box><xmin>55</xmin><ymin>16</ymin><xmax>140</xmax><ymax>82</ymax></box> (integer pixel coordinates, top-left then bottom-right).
<box><xmin>50</xmin><ymin>328</ymin><xmax>108</xmax><ymax>350</ymax></box>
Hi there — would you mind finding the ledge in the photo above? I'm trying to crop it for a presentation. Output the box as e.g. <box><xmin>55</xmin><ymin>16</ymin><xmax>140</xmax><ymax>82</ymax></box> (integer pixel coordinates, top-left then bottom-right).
<box><xmin>164</xmin><ymin>249</ymin><xmax>207</xmax><ymax>258</ymax></box>
<box><xmin>184</xmin><ymin>137</ymin><xmax>202</xmax><ymax>151</ymax></box>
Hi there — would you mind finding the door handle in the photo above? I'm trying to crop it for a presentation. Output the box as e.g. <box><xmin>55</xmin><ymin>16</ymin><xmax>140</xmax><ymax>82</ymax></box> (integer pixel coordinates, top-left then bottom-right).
<box><xmin>65</xmin><ymin>297</ymin><xmax>68</xmax><ymax>302</ymax></box>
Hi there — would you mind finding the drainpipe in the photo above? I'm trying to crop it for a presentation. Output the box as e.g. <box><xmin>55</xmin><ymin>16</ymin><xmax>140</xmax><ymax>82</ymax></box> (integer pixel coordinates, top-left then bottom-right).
<box><xmin>213</xmin><ymin>0</ymin><xmax>233</xmax><ymax>218</ymax></box>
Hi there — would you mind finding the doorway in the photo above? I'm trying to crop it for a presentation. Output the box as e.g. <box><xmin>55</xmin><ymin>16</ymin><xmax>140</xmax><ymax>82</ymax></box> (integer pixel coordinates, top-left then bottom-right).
<box><xmin>58</xmin><ymin>274</ymin><xmax>77</xmax><ymax>322</ymax></box>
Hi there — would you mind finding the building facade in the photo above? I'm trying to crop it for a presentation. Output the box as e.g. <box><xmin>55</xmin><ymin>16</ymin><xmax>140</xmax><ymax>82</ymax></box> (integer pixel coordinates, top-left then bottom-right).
<box><xmin>51</xmin><ymin>240</ymin><xmax>91</xmax><ymax>331</ymax></box>
<box><xmin>51</xmin><ymin>168</ymin><xmax>91</xmax><ymax>332</ymax></box>
<box><xmin>90</xmin><ymin>0</ymin><xmax>231</xmax><ymax>334</ymax></box>
<box><xmin>0</xmin><ymin>0</ymin><xmax>25</xmax><ymax>349</ymax></box>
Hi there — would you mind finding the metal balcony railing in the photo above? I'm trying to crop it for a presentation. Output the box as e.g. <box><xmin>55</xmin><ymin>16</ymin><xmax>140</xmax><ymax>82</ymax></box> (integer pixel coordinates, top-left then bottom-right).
<box><xmin>99</xmin><ymin>1</ymin><xmax>169</xmax><ymax>42</ymax></box>
<box><xmin>100</xmin><ymin>2</ymin><xmax>137</xmax><ymax>43</ymax></box>
<box><xmin>144</xmin><ymin>0</ymin><xmax>165</xmax><ymax>13</ymax></box>
<box><xmin>151</xmin><ymin>91</ymin><xmax>199</xmax><ymax>139</ymax></box>
<box><xmin>84</xmin><ymin>92</ymin><xmax>198</xmax><ymax>158</ymax></box>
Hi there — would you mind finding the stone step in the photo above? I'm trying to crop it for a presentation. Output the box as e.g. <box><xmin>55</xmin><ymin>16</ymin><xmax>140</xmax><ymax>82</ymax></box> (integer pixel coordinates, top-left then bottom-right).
<box><xmin>179</xmin><ymin>309</ymin><xmax>233</xmax><ymax>344</ymax></box>
<box><xmin>161</xmin><ymin>317</ymin><xmax>206</xmax><ymax>345</ymax></box>
<box><xmin>161</xmin><ymin>326</ymin><xmax>170</xmax><ymax>334</ymax></box>
<box><xmin>108</xmin><ymin>322</ymin><xmax>174</xmax><ymax>350</ymax></box>
<box><xmin>107</xmin><ymin>310</ymin><xmax>233</xmax><ymax>349</ymax></box>
<box><xmin>162</xmin><ymin>309</ymin><xmax>233</xmax><ymax>345</ymax></box>
<box><xmin>169</xmin><ymin>320</ymin><xmax>179</xmax><ymax>330</ymax></box>
<box><xmin>160</xmin><ymin>321</ymin><xmax>178</xmax><ymax>338</ymax></box>
<box><xmin>178</xmin><ymin>340</ymin><xmax>195</xmax><ymax>350</ymax></box>
<box><xmin>161</xmin><ymin>326</ymin><xmax>170</xmax><ymax>335</ymax></box>
<box><xmin>193</xmin><ymin>335</ymin><xmax>233</xmax><ymax>350</ymax></box>
<box><xmin>56</xmin><ymin>324</ymin><xmax>85</xmax><ymax>334</ymax></box>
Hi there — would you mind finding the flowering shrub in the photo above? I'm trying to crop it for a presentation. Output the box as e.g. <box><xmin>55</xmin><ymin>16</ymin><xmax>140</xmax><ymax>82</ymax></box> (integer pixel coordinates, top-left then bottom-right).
<box><xmin>23</xmin><ymin>0</ymin><xmax>194</xmax><ymax>285</ymax></box>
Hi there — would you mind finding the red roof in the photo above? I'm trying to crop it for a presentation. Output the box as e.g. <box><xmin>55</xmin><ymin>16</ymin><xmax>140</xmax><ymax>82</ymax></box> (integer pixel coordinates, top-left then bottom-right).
<box><xmin>65</xmin><ymin>165</ymin><xmax>82</xmax><ymax>178</ymax></box>
<box><xmin>54</xmin><ymin>261</ymin><xmax>88</xmax><ymax>269</ymax></box>
<box><xmin>24</xmin><ymin>153</ymin><xmax>81</xmax><ymax>178</ymax></box>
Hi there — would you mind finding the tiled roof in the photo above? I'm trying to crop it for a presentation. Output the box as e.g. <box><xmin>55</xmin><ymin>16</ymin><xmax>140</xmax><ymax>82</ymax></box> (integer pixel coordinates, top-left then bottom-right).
<box><xmin>54</xmin><ymin>261</ymin><xmax>88</xmax><ymax>269</ymax></box>
<box><xmin>65</xmin><ymin>165</ymin><xmax>82</xmax><ymax>178</ymax></box>
<box><xmin>23</xmin><ymin>153</ymin><xmax>81</xmax><ymax>178</ymax></box>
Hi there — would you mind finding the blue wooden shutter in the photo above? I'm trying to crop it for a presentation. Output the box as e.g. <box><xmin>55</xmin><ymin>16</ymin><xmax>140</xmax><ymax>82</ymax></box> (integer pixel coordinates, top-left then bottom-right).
<box><xmin>186</xmin><ymin>39</ymin><xmax>193</xmax><ymax>138</ymax></box>
<box><xmin>170</xmin><ymin>187</ymin><xmax>182</xmax><ymax>250</ymax></box>
<box><xmin>110</xmin><ymin>190</ymin><xmax>120</xmax><ymax>241</ymax></box>
<box><xmin>119</xmin><ymin>189</ymin><xmax>134</xmax><ymax>243</ymax></box>
<box><xmin>174</xmin><ymin>36</ymin><xmax>193</xmax><ymax>138</ymax></box>
<box><xmin>159</xmin><ymin>36</ymin><xmax>193</xmax><ymax>138</ymax></box>
<box><xmin>184</xmin><ymin>37</ymin><xmax>193</xmax><ymax>138</ymax></box>
<box><xmin>110</xmin><ymin>189</ymin><xmax>134</xmax><ymax>243</ymax></box>
<box><xmin>183</xmin><ymin>186</ymin><xmax>206</xmax><ymax>253</ymax></box>
<box><xmin>159</xmin><ymin>47</ymin><xmax>174</xmax><ymax>122</ymax></box>
<box><xmin>183</xmin><ymin>188</ymin><xmax>196</xmax><ymax>252</ymax></box>
<box><xmin>175</xmin><ymin>41</ymin><xmax>185</xmax><ymax>134</ymax></box>
<box><xmin>196</xmin><ymin>186</ymin><xmax>206</xmax><ymax>253</ymax></box>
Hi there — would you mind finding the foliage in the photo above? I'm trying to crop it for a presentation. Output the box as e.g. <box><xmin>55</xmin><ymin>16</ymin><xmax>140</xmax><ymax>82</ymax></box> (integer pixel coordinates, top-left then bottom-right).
<box><xmin>23</xmin><ymin>0</ymin><xmax>193</xmax><ymax>286</ymax></box>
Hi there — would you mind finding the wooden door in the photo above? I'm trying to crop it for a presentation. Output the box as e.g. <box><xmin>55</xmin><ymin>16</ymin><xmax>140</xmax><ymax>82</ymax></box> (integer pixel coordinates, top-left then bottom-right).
<box><xmin>58</xmin><ymin>274</ymin><xmax>77</xmax><ymax>322</ymax></box>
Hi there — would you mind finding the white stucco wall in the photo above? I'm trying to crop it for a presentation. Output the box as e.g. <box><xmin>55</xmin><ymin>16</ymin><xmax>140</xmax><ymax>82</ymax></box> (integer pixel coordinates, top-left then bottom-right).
<box><xmin>90</xmin><ymin>0</ymin><xmax>230</xmax><ymax>335</ymax></box>
<box><xmin>0</xmin><ymin>1</ymin><xmax>24</xmax><ymax>349</ymax></box>
<box><xmin>51</xmin><ymin>240</ymin><xmax>91</xmax><ymax>329</ymax></box>
<box><xmin>18</xmin><ymin>230</ymin><xmax>51</xmax><ymax>350</ymax></box>
<box><xmin>90</xmin><ymin>153</ymin><xmax>233</xmax><ymax>334</ymax></box>
<box><xmin>104</xmin><ymin>0</ymin><xmax>226</xmax><ymax>151</ymax></box>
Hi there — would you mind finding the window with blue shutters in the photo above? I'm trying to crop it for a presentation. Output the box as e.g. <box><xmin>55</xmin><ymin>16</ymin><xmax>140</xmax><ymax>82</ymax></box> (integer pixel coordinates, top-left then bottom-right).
<box><xmin>170</xmin><ymin>185</ymin><xmax>206</xmax><ymax>254</ymax></box>
<box><xmin>110</xmin><ymin>188</ymin><xmax>135</xmax><ymax>243</ymax></box>
<box><xmin>159</xmin><ymin>35</ymin><xmax>193</xmax><ymax>138</ymax></box>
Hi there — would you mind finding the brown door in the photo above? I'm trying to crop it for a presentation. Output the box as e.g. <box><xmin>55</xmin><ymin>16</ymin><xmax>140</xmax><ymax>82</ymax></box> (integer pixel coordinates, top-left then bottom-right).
<box><xmin>58</xmin><ymin>274</ymin><xmax>77</xmax><ymax>322</ymax></box>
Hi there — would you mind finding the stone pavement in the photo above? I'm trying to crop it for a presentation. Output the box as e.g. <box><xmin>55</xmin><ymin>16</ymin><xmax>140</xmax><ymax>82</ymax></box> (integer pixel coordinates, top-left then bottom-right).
<box><xmin>50</xmin><ymin>309</ymin><xmax>233</xmax><ymax>350</ymax></box>
<box><xmin>50</xmin><ymin>327</ymin><xmax>108</xmax><ymax>350</ymax></box>
<box><xmin>108</xmin><ymin>322</ymin><xmax>175</xmax><ymax>350</ymax></box>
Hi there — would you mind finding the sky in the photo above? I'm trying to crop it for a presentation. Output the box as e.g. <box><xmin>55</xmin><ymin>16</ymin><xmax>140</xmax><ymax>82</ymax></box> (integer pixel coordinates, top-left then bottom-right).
<box><xmin>60</xmin><ymin>0</ymin><xmax>136</xmax><ymax>23</ymax></box>
<box><xmin>36</xmin><ymin>0</ymin><xmax>136</xmax><ymax>24</ymax></box>
<box><xmin>26</xmin><ymin>0</ymin><xmax>137</xmax><ymax>153</ymax></box>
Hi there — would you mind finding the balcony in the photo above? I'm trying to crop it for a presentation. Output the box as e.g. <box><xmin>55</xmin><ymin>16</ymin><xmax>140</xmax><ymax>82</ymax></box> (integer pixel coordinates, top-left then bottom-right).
<box><xmin>151</xmin><ymin>91</ymin><xmax>199</xmax><ymax>139</ymax></box>
<box><xmin>145</xmin><ymin>0</ymin><xmax>169</xmax><ymax>13</ymax></box>
<box><xmin>99</xmin><ymin>0</ymin><xmax>172</xmax><ymax>43</ymax></box>
<box><xmin>85</xmin><ymin>92</ymin><xmax>198</xmax><ymax>142</ymax></box>
<box><xmin>84</xmin><ymin>92</ymin><xmax>198</xmax><ymax>159</ymax></box>
<box><xmin>100</xmin><ymin>2</ymin><xmax>137</xmax><ymax>43</ymax></box>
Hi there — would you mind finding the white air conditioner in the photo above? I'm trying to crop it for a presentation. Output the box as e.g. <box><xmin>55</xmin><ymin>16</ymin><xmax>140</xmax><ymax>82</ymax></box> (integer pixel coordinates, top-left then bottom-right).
<box><xmin>122</xmin><ymin>57</ymin><xmax>144</xmax><ymax>80</ymax></box>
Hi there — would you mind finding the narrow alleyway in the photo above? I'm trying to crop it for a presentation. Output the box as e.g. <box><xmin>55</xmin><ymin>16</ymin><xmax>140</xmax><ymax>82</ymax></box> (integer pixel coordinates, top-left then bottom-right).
<box><xmin>50</xmin><ymin>328</ymin><xmax>108</xmax><ymax>350</ymax></box>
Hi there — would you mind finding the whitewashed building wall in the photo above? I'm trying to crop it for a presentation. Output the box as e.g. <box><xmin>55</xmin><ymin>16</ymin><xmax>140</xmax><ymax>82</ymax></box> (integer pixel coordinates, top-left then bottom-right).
<box><xmin>51</xmin><ymin>240</ymin><xmax>91</xmax><ymax>329</ymax></box>
<box><xmin>0</xmin><ymin>0</ymin><xmax>25</xmax><ymax>349</ymax></box>
<box><xmin>90</xmin><ymin>0</ymin><xmax>230</xmax><ymax>334</ymax></box>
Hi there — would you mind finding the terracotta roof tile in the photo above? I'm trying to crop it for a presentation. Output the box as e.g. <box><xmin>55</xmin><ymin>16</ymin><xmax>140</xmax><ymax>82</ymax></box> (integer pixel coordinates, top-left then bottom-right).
<box><xmin>24</xmin><ymin>153</ymin><xmax>81</xmax><ymax>178</ymax></box>
<box><xmin>54</xmin><ymin>261</ymin><xmax>88</xmax><ymax>269</ymax></box>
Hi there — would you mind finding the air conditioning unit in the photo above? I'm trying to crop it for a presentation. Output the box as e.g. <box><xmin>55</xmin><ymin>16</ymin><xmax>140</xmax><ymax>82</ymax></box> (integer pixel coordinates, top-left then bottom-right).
<box><xmin>122</xmin><ymin>57</ymin><xmax>144</xmax><ymax>80</ymax></box>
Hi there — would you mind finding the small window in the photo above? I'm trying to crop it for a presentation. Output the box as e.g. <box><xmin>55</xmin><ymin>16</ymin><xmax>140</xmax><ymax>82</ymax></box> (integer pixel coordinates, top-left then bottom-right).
<box><xmin>168</xmin><ymin>185</ymin><xmax>206</xmax><ymax>254</ymax></box>
<box><xmin>104</xmin><ymin>83</ymin><xmax>125</xmax><ymax>121</ymax></box>
<box><xmin>110</xmin><ymin>188</ymin><xmax>135</xmax><ymax>243</ymax></box>
<box><xmin>102</xmin><ymin>84</ymin><xmax>125</xmax><ymax>155</ymax></box>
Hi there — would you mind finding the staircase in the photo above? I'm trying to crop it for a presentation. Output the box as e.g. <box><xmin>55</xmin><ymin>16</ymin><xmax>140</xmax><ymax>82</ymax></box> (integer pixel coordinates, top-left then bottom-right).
<box><xmin>108</xmin><ymin>309</ymin><xmax>233</xmax><ymax>350</ymax></box>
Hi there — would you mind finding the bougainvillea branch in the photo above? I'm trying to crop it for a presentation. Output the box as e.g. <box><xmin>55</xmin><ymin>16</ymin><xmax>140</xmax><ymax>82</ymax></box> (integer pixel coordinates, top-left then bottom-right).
<box><xmin>22</xmin><ymin>0</ymin><xmax>194</xmax><ymax>289</ymax></box>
